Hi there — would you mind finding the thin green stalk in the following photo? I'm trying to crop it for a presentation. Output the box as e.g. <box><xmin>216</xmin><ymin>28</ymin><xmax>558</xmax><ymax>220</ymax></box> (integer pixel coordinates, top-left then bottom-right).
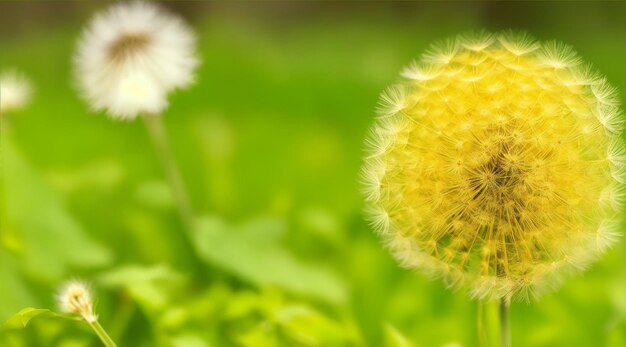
<box><xmin>88</xmin><ymin>319</ymin><xmax>118</xmax><ymax>347</ymax></box>
<box><xmin>499</xmin><ymin>298</ymin><xmax>511</xmax><ymax>347</ymax></box>
<box><xmin>143</xmin><ymin>113</ymin><xmax>196</xmax><ymax>234</ymax></box>
<box><xmin>478</xmin><ymin>301</ymin><xmax>488</xmax><ymax>347</ymax></box>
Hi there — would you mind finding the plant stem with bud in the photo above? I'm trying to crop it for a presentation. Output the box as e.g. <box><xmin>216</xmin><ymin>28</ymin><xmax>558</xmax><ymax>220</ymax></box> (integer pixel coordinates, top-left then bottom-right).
<box><xmin>58</xmin><ymin>281</ymin><xmax>118</xmax><ymax>347</ymax></box>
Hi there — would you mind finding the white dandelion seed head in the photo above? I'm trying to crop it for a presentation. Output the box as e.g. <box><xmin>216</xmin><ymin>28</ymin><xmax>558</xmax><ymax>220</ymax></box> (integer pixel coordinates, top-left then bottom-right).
<box><xmin>57</xmin><ymin>280</ymin><xmax>97</xmax><ymax>322</ymax></box>
<box><xmin>0</xmin><ymin>69</ymin><xmax>32</xmax><ymax>114</ymax></box>
<box><xmin>75</xmin><ymin>1</ymin><xmax>199</xmax><ymax>120</ymax></box>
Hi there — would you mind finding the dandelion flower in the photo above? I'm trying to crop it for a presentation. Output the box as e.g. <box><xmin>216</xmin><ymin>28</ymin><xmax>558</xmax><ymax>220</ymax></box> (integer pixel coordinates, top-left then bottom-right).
<box><xmin>362</xmin><ymin>31</ymin><xmax>625</xmax><ymax>301</ymax></box>
<box><xmin>74</xmin><ymin>1</ymin><xmax>198</xmax><ymax>120</ymax></box>
<box><xmin>57</xmin><ymin>280</ymin><xmax>97</xmax><ymax>322</ymax></box>
<box><xmin>74</xmin><ymin>2</ymin><xmax>199</xmax><ymax>236</ymax></box>
<box><xmin>0</xmin><ymin>69</ymin><xmax>32</xmax><ymax>114</ymax></box>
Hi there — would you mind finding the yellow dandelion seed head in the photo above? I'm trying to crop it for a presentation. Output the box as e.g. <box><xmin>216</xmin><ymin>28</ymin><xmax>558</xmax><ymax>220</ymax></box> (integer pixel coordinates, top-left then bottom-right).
<box><xmin>362</xmin><ymin>31</ymin><xmax>625</xmax><ymax>301</ymax></box>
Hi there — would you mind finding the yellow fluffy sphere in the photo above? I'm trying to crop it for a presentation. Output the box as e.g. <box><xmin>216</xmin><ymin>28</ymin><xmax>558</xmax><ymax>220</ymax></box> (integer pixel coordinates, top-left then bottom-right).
<box><xmin>361</xmin><ymin>31</ymin><xmax>625</xmax><ymax>301</ymax></box>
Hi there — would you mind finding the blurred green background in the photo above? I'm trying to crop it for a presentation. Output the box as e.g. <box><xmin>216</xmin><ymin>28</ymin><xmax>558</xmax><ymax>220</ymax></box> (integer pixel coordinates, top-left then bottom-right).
<box><xmin>1</xmin><ymin>1</ymin><xmax>625</xmax><ymax>347</ymax></box>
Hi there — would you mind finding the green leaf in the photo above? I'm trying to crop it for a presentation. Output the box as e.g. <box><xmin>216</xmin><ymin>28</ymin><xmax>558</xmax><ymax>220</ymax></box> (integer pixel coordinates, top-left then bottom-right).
<box><xmin>384</xmin><ymin>324</ymin><xmax>416</xmax><ymax>347</ymax></box>
<box><xmin>3</xmin><ymin>137</ymin><xmax>112</xmax><ymax>281</ymax></box>
<box><xmin>2</xmin><ymin>308</ymin><xmax>74</xmax><ymax>330</ymax></box>
<box><xmin>98</xmin><ymin>264</ymin><xmax>184</xmax><ymax>311</ymax></box>
<box><xmin>45</xmin><ymin>159</ymin><xmax>125</xmax><ymax>194</ymax></box>
<box><xmin>193</xmin><ymin>216</ymin><xmax>346</xmax><ymax>304</ymax></box>
<box><xmin>134</xmin><ymin>180</ymin><xmax>174</xmax><ymax>210</ymax></box>
<box><xmin>0</xmin><ymin>251</ymin><xmax>36</xmax><ymax>322</ymax></box>
<box><xmin>275</xmin><ymin>304</ymin><xmax>355</xmax><ymax>346</ymax></box>
<box><xmin>169</xmin><ymin>333</ymin><xmax>211</xmax><ymax>347</ymax></box>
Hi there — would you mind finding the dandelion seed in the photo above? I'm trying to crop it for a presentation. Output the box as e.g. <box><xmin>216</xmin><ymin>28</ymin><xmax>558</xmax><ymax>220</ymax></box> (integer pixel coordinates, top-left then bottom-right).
<box><xmin>459</xmin><ymin>30</ymin><xmax>495</xmax><ymax>51</ymax></box>
<box><xmin>423</xmin><ymin>38</ymin><xmax>459</xmax><ymax>65</ymax></box>
<box><xmin>377</xmin><ymin>85</ymin><xmax>409</xmax><ymax>116</ymax></box>
<box><xmin>74</xmin><ymin>1</ymin><xmax>198</xmax><ymax>120</ymax></box>
<box><xmin>497</xmin><ymin>30</ymin><xmax>540</xmax><ymax>56</ymax></box>
<box><xmin>560</xmin><ymin>63</ymin><xmax>601</xmax><ymax>86</ymax></box>
<box><xmin>592</xmin><ymin>79</ymin><xmax>621</xmax><ymax>107</ymax></box>
<box><xmin>0</xmin><ymin>69</ymin><xmax>32</xmax><ymax>114</ymax></box>
<box><xmin>537</xmin><ymin>40</ymin><xmax>582</xmax><ymax>69</ymax></box>
<box><xmin>401</xmin><ymin>61</ymin><xmax>441</xmax><ymax>81</ymax></box>
<box><xmin>362</xmin><ymin>31</ymin><xmax>624</xmax><ymax>301</ymax></box>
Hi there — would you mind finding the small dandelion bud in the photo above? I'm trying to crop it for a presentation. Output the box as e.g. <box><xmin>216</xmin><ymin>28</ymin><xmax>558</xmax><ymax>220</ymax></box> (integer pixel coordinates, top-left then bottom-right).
<box><xmin>74</xmin><ymin>1</ymin><xmax>199</xmax><ymax>120</ymax></box>
<box><xmin>0</xmin><ymin>69</ymin><xmax>32</xmax><ymax>114</ymax></box>
<box><xmin>362</xmin><ymin>31</ymin><xmax>625</xmax><ymax>301</ymax></box>
<box><xmin>57</xmin><ymin>280</ymin><xmax>118</xmax><ymax>347</ymax></box>
<box><xmin>57</xmin><ymin>280</ymin><xmax>97</xmax><ymax>323</ymax></box>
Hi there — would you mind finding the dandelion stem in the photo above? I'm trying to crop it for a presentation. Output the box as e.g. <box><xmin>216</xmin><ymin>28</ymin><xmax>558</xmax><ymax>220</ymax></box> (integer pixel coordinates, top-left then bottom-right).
<box><xmin>477</xmin><ymin>301</ymin><xmax>488</xmax><ymax>347</ymax></box>
<box><xmin>87</xmin><ymin>319</ymin><xmax>118</xmax><ymax>347</ymax></box>
<box><xmin>499</xmin><ymin>298</ymin><xmax>511</xmax><ymax>347</ymax></box>
<box><xmin>143</xmin><ymin>113</ymin><xmax>196</xmax><ymax>234</ymax></box>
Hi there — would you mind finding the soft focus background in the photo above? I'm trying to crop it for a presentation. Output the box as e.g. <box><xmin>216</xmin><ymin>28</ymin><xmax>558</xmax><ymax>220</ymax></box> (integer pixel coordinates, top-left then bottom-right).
<box><xmin>1</xmin><ymin>2</ymin><xmax>625</xmax><ymax>347</ymax></box>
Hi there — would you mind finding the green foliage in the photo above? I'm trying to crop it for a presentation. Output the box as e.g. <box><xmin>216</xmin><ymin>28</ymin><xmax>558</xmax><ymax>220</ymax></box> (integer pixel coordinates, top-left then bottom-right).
<box><xmin>2</xmin><ymin>136</ymin><xmax>112</xmax><ymax>282</ymax></box>
<box><xmin>0</xmin><ymin>251</ymin><xmax>36</xmax><ymax>324</ymax></box>
<box><xmin>2</xmin><ymin>308</ymin><xmax>76</xmax><ymax>330</ymax></box>
<box><xmin>384</xmin><ymin>324</ymin><xmax>416</xmax><ymax>347</ymax></box>
<box><xmin>98</xmin><ymin>264</ymin><xmax>184</xmax><ymax>312</ymax></box>
<box><xmin>194</xmin><ymin>216</ymin><xmax>346</xmax><ymax>304</ymax></box>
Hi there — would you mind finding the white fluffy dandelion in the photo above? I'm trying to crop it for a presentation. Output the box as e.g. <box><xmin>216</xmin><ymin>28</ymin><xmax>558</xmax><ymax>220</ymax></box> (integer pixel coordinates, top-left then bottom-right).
<box><xmin>75</xmin><ymin>1</ymin><xmax>199</xmax><ymax>120</ymax></box>
<box><xmin>0</xmin><ymin>69</ymin><xmax>32</xmax><ymax>114</ymax></box>
<box><xmin>57</xmin><ymin>280</ymin><xmax>97</xmax><ymax>322</ymax></box>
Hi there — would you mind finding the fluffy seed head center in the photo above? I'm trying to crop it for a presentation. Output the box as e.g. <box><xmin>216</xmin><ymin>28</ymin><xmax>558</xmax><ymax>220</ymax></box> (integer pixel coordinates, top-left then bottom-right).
<box><xmin>108</xmin><ymin>33</ymin><xmax>150</xmax><ymax>62</ymax></box>
<box><xmin>466</xmin><ymin>129</ymin><xmax>538</xmax><ymax>227</ymax></box>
